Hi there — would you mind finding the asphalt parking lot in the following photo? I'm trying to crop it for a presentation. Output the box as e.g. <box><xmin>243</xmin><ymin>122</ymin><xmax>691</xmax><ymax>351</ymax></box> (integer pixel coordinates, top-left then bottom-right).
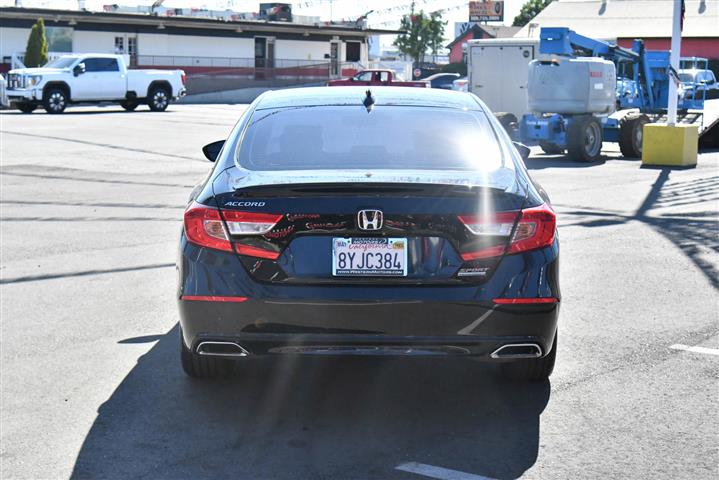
<box><xmin>1</xmin><ymin>104</ymin><xmax>717</xmax><ymax>480</ymax></box>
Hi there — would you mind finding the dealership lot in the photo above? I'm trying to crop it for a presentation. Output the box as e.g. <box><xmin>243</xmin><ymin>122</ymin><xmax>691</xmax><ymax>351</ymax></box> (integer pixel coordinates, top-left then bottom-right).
<box><xmin>1</xmin><ymin>105</ymin><xmax>717</xmax><ymax>479</ymax></box>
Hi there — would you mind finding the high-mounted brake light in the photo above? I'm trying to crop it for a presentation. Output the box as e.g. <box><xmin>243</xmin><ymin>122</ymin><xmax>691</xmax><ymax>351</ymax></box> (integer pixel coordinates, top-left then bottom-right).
<box><xmin>458</xmin><ymin>203</ymin><xmax>556</xmax><ymax>260</ymax></box>
<box><xmin>183</xmin><ymin>202</ymin><xmax>282</xmax><ymax>257</ymax></box>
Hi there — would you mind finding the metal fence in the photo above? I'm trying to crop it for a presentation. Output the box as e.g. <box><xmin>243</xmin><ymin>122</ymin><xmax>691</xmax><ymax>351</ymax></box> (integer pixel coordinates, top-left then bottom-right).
<box><xmin>137</xmin><ymin>55</ymin><xmax>326</xmax><ymax>70</ymax></box>
<box><xmin>137</xmin><ymin>56</ymin><xmax>337</xmax><ymax>94</ymax></box>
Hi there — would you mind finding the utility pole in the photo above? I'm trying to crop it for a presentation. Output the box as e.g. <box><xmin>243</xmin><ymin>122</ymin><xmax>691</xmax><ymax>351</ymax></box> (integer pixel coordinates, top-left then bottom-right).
<box><xmin>666</xmin><ymin>0</ymin><xmax>682</xmax><ymax>126</ymax></box>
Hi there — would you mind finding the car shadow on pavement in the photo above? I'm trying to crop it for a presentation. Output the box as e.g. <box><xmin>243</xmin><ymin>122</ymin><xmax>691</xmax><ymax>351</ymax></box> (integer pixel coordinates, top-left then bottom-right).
<box><xmin>70</xmin><ymin>324</ymin><xmax>550</xmax><ymax>480</ymax></box>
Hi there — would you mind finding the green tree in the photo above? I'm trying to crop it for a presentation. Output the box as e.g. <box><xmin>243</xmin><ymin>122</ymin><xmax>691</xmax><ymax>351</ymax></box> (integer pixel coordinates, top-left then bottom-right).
<box><xmin>24</xmin><ymin>18</ymin><xmax>49</xmax><ymax>67</ymax></box>
<box><xmin>393</xmin><ymin>8</ymin><xmax>446</xmax><ymax>64</ymax></box>
<box><xmin>513</xmin><ymin>0</ymin><xmax>554</xmax><ymax>27</ymax></box>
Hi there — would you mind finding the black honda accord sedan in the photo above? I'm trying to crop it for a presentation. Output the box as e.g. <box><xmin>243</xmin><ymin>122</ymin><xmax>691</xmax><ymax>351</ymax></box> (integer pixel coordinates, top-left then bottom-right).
<box><xmin>178</xmin><ymin>86</ymin><xmax>560</xmax><ymax>381</ymax></box>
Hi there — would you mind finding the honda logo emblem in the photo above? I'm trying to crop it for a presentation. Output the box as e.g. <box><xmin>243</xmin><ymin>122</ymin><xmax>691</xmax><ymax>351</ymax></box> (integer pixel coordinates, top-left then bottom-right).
<box><xmin>357</xmin><ymin>209</ymin><xmax>383</xmax><ymax>231</ymax></box>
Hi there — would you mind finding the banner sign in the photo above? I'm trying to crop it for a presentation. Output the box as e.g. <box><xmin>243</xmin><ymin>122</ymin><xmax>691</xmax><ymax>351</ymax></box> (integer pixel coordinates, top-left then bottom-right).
<box><xmin>469</xmin><ymin>1</ymin><xmax>504</xmax><ymax>22</ymax></box>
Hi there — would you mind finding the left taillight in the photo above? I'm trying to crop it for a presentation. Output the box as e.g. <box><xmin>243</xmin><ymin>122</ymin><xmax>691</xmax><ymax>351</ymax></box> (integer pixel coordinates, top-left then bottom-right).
<box><xmin>183</xmin><ymin>202</ymin><xmax>282</xmax><ymax>257</ymax></box>
<box><xmin>458</xmin><ymin>203</ymin><xmax>556</xmax><ymax>260</ymax></box>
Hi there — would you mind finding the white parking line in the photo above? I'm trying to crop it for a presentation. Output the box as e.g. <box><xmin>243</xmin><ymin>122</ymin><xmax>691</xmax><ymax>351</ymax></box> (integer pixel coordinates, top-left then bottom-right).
<box><xmin>396</xmin><ymin>462</ymin><xmax>497</xmax><ymax>480</ymax></box>
<box><xmin>670</xmin><ymin>344</ymin><xmax>719</xmax><ymax>356</ymax></box>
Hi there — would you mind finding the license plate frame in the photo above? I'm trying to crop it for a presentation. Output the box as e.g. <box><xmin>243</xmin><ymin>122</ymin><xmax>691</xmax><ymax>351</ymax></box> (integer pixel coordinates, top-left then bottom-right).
<box><xmin>332</xmin><ymin>237</ymin><xmax>408</xmax><ymax>277</ymax></box>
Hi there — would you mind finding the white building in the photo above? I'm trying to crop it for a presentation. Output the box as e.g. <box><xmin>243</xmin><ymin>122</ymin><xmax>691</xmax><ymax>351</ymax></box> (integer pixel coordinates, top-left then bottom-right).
<box><xmin>0</xmin><ymin>6</ymin><xmax>399</xmax><ymax>80</ymax></box>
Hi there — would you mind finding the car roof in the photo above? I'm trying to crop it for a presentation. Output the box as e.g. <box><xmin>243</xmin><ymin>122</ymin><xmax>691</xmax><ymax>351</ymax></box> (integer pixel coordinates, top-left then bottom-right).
<box><xmin>679</xmin><ymin>68</ymin><xmax>713</xmax><ymax>74</ymax></box>
<box><xmin>63</xmin><ymin>53</ymin><xmax>119</xmax><ymax>58</ymax></box>
<box><xmin>255</xmin><ymin>86</ymin><xmax>484</xmax><ymax>111</ymax></box>
<box><xmin>424</xmin><ymin>73</ymin><xmax>460</xmax><ymax>80</ymax></box>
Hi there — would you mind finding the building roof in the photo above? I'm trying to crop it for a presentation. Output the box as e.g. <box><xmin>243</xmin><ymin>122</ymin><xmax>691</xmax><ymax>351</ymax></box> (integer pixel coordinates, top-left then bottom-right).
<box><xmin>0</xmin><ymin>7</ymin><xmax>401</xmax><ymax>38</ymax></box>
<box><xmin>515</xmin><ymin>0</ymin><xmax>718</xmax><ymax>39</ymax></box>
<box><xmin>446</xmin><ymin>24</ymin><xmax>521</xmax><ymax>49</ymax></box>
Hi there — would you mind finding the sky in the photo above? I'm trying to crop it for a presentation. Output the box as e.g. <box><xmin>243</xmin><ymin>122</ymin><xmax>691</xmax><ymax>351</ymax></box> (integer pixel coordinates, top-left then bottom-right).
<box><xmin>3</xmin><ymin>0</ymin><xmax>526</xmax><ymax>45</ymax></box>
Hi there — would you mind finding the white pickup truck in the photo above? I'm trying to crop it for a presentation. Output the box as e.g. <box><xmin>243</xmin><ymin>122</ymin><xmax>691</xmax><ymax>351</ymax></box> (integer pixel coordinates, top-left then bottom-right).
<box><xmin>6</xmin><ymin>54</ymin><xmax>186</xmax><ymax>114</ymax></box>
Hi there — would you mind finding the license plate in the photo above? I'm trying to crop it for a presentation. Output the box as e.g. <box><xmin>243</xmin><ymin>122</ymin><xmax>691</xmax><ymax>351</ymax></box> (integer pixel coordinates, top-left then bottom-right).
<box><xmin>332</xmin><ymin>238</ymin><xmax>407</xmax><ymax>277</ymax></box>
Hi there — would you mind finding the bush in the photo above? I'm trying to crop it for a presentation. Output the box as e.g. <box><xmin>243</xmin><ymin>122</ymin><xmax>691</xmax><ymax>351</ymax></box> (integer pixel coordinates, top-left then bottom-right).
<box><xmin>24</xmin><ymin>18</ymin><xmax>49</xmax><ymax>68</ymax></box>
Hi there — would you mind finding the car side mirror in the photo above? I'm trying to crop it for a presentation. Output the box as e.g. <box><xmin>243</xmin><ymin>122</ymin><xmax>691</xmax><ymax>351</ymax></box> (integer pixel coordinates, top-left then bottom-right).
<box><xmin>202</xmin><ymin>140</ymin><xmax>225</xmax><ymax>162</ymax></box>
<box><xmin>73</xmin><ymin>63</ymin><xmax>85</xmax><ymax>76</ymax></box>
<box><xmin>513</xmin><ymin>142</ymin><xmax>531</xmax><ymax>161</ymax></box>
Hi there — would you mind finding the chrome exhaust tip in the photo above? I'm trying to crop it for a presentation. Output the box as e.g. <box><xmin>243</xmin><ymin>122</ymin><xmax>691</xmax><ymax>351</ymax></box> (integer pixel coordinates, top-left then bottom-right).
<box><xmin>196</xmin><ymin>341</ymin><xmax>249</xmax><ymax>357</ymax></box>
<box><xmin>490</xmin><ymin>343</ymin><xmax>542</xmax><ymax>359</ymax></box>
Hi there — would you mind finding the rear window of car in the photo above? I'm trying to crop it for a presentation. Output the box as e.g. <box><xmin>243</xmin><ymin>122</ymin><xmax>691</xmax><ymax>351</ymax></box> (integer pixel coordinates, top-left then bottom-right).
<box><xmin>237</xmin><ymin>106</ymin><xmax>508</xmax><ymax>172</ymax></box>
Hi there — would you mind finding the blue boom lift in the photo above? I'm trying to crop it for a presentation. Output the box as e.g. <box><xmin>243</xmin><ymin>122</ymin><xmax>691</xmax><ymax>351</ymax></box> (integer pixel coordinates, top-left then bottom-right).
<box><xmin>506</xmin><ymin>27</ymin><xmax>707</xmax><ymax>161</ymax></box>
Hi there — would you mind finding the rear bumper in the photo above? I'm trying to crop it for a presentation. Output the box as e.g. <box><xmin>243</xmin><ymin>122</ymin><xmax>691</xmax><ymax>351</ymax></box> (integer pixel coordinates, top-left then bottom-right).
<box><xmin>178</xmin><ymin>298</ymin><xmax>559</xmax><ymax>359</ymax></box>
<box><xmin>177</xmin><ymin>237</ymin><xmax>560</xmax><ymax>359</ymax></box>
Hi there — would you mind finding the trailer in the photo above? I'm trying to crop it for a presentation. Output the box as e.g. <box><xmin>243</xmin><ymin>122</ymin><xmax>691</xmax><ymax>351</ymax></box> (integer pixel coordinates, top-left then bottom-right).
<box><xmin>466</xmin><ymin>37</ymin><xmax>539</xmax><ymax>119</ymax></box>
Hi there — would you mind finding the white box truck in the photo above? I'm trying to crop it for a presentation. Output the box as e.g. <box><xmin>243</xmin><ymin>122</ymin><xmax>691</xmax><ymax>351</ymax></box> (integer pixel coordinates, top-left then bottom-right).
<box><xmin>466</xmin><ymin>38</ymin><xmax>539</xmax><ymax>118</ymax></box>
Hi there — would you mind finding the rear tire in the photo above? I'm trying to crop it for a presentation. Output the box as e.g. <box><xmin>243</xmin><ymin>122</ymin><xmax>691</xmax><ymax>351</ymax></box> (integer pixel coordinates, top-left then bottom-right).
<box><xmin>121</xmin><ymin>100</ymin><xmax>139</xmax><ymax>111</ymax></box>
<box><xmin>618</xmin><ymin>113</ymin><xmax>649</xmax><ymax>158</ymax></box>
<box><xmin>16</xmin><ymin>102</ymin><xmax>37</xmax><ymax>114</ymax></box>
<box><xmin>494</xmin><ymin>112</ymin><xmax>518</xmax><ymax>136</ymax></box>
<box><xmin>148</xmin><ymin>86</ymin><xmax>170</xmax><ymax>112</ymax></box>
<box><xmin>180</xmin><ymin>328</ymin><xmax>232</xmax><ymax>378</ymax></box>
<box><xmin>43</xmin><ymin>87</ymin><xmax>68</xmax><ymax>114</ymax></box>
<box><xmin>539</xmin><ymin>142</ymin><xmax>564</xmax><ymax>155</ymax></box>
<box><xmin>567</xmin><ymin>115</ymin><xmax>602</xmax><ymax>162</ymax></box>
<box><xmin>500</xmin><ymin>331</ymin><xmax>557</xmax><ymax>382</ymax></box>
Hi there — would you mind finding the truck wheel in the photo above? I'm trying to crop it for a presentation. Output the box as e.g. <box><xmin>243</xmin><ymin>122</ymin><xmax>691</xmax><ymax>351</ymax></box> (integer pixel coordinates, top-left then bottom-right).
<box><xmin>500</xmin><ymin>331</ymin><xmax>557</xmax><ymax>382</ymax></box>
<box><xmin>619</xmin><ymin>113</ymin><xmax>649</xmax><ymax>158</ymax></box>
<box><xmin>179</xmin><ymin>328</ymin><xmax>232</xmax><ymax>378</ymax></box>
<box><xmin>16</xmin><ymin>102</ymin><xmax>37</xmax><ymax>114</ymax></box>
<box><xmin>494</xmin><ymin>112</ymin><xmax>518</xmax><ymax>136</ymax></box>
<box><xmin>148</xmin><ymin>86</ymin><xmax>170</xmax><ymax>112</ymax></box>
<box><xmin>43</xmin><ymin>88</ymin><xmax>68</xmax><ymax>114</ymax></box>
<box><xmin>540</xmin><ymin>142</ymin><xmax>564</xmax><ymax>155</ymax></box>
<box><xmin>567</xmin><ymin>115</ymin><xmax>602</xmax><ymax>162</ymax></box>
<box><xmin>121</xmin><ymin>100</ymin><xmax>139</xmax><ymax>111</ymax></box>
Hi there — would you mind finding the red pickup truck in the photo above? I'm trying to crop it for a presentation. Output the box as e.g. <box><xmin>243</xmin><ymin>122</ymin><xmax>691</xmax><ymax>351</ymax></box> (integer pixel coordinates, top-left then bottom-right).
<box><xmin>326</xmin><ymin>69</ymin><xmax>428</xmax><ymax>87</ymax></box>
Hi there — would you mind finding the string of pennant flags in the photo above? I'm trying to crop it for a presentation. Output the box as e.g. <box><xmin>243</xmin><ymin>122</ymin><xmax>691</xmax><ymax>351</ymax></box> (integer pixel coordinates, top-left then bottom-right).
<box><xmin>293</xmin><ymin>0</ymin><xmax>470</xmax><ymax>27</ymax></box>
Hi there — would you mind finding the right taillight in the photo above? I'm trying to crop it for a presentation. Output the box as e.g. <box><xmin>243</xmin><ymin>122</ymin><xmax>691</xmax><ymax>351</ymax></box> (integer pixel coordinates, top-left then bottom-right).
<box><xmin>507</xmin><ymin>203</ymin><xmax>556</xmax><ymax>255</ymax></box>
<box><xmin>183</xmin><ymin>202</ymin><xmax>282</xmax><ymax>258</ymax></box>
<box><xmin>458</xmin><ymin>203</ymin><xmax>555</xmax><ymax>260</ymax></box>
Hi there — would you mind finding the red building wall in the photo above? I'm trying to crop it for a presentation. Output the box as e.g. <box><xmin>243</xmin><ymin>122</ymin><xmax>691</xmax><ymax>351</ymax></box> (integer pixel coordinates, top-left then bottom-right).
<box><xmin>448</xmin><ymin>29</ymin><xmax>494</xmax><ymax>64</ymax></box>
<box><xmin>449</xmin><ymin>31</ymin><xmax>473</xmax><ymax>63</ymax></box>
<box><xmin>617</xmin><ymin>37</ymin><xmax>719</xmax><ymax>60</ymax></box>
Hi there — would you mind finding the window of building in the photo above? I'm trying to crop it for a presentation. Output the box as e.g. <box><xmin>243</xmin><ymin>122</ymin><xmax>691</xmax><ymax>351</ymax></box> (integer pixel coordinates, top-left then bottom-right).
<box><xmin>114</xmin><ymin>37</ymin><xmax>124</xmax><ymax>54</ymax></box>
<box><xmin>345</xmin><ymin>41</ymin><xmax>361</xmax><ymax>62</ymax></box>
<box><xmin>45</xmin><ymin>27</ymin><xmax>73</xmax><ymax>52</ymax></box>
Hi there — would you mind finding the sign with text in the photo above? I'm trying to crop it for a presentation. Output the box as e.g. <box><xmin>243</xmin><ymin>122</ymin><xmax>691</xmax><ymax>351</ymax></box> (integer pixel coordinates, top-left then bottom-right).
<box><xmin>469</xmin><ymin>1</ymin><xmax>504</xmax><ymax>22</ymax></box>
<box><xmin>455</xmin><ymin>21</ymin><xmax>480</xmax><ymax>38</ymax></box>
